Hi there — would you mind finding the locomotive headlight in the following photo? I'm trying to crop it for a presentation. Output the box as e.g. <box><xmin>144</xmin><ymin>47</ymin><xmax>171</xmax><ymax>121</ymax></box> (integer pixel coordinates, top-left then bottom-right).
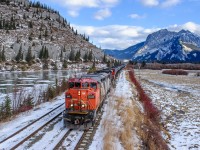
<box><xmin>81</xmin><ymin>104</ymin><xmax>85</xmax><ymax>108</ymax></box>
<box><xmin>78</xmin><ymin>91</ymin><xmax>81</xmax><ymax>96</ymax></box>
<box><xmin>70</xmin><ymin>104</ymin><xmax>73</xmax><ymax>107</ymax></box>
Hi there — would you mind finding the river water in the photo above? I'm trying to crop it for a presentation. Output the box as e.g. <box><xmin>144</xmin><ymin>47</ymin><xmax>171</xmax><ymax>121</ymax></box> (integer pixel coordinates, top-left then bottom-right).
<box><xmin>0</xmin><ymin>69</ymin><xmax>84</xmax><ymax>94</ymax></box>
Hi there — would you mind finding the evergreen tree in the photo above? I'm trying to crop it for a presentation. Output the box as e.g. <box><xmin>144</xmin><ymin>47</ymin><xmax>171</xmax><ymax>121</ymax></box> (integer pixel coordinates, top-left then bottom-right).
<box><xmin>2</xmin><ymin>46</ymin><xmax>6</xmax><ymax>61</ymax></box>
<box><xmin>88</xmin><ymin>50</ymin><xmax>93</xmax><ymax>62</ymax></box>
<box><xmin>15</xmin><ymin>44</ymin><xmax>23</xmax><ymax>62</ymax></box>
<box><xmin>83</xmin><ymin>52</ymin><xmax>88</xmax><ymax>62</ymax></box>
<box><xmin>88</xmin><ymin>58</ymin><xmax>96</xmax><ymax>73</ymax></box>
<box><xmin>23</xmin><ymin>13</ymin><xmax>26</xmax><ymax>20</ymax></box>
<box><xmin>141</xmin><ymin>61</ymin><xmax>146</xmax><ymax>68</ymax></box>
<box><xmin>39</xmin><ymin>32</ymin><xmax>42</xmax><ymax>39</ymax></box>
<box><xmin>63</xmin><ymin>45</ymin><xmax>66</xmax><ymax>52</ymax></box>
<box><xmin>92</xmin><ymin>58</ymin><xmax>96</xmax><ymax>69</ymax></box>
<box><xmin>44</xmin><ymin>27</ymin><xmax>48</xmax><ymax>37</ymax></box>
<box><xmin>69</xmin><ymin>49</ymin><xmax>75</xmax><ymax>61</ymax></box>
<box><xmin>107</xmin><ymin>60</ymin><xmax>111</xmax><ymax>67</ymax></box>
<box><xmin>86</xmin><ymin>36</ymin><xmax>89</xmax><ymax>41</ymax></box>
<box><xmin>0</xmin><ymin>50</ymin><xmax>2</xmax><ymax>62</ymax></box>
<box><xmin>0</xmin><ymin>21</ymin><xmax>2</xmax><ymax>29</ymax></box>
<box><xmin>29</xmin><ymin>32</ymin><xmax>33</xmax><ymax>41</ymax></box>
<box><xmin>4</xmin><ymin>95</ymin><xmax>12</xmax><ymax>118</ymax></box>
<box><xmin>103</xmin><ymin>53</ymin><xmax>107</xmax><ymax>63</ymax></box>
<box><xmin>60</xmin><ymin>49</ymin><xmax>63</xmax><ymax>62</ymax></box>
<box><xmin>43</xmin><ymin>46</ymin><xmax>49</xmax><ymax>59</ymax></box>
<box><xmin>75</xmin><ymin>50</ymin><xmax>81</xmax><ymax>61</ymax></box>
<box><xmin>26</xmin><ymin>46</ymin><xmax>33</xmax><ymax>63</ymax></box>
<box><xmin>63</xmin><ymin>59</ymin><xmax>67</xmax><ymax>69</ymax></box>
<box><xmin>39</xmin><ymin>46</ymin><xmax>44</xmax><ymax>59</ymax></box>
<box><xmin>0</xmin><ymin>103</ymin><xmax>4</xmax><ymax>120</ymax></box>
<box><xmin>28</xmin><ymin>21</ymin><xmax>33</xmax><ymax>28</ymax></box>
<box><xmin>75</xmin><ymin>30</ymin><xmax>78</xmax><ymax>35</ymax></box>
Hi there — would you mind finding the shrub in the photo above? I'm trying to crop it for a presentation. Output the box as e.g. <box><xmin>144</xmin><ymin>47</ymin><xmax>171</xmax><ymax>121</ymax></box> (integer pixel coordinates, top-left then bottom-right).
<box><xmin>162</xmin><ymin>69</ymin><xmax>188</xmax><ymax>75</ymax></box>
<box><xmin>18</xmin><ymin>94</ymin><xmax>34</xmax><ymax>112</ymax></box>
<box><xmin>46</xmin><ymin>86</ymin><xmax>56</xmax><ymax>101</ymax></box>
<box><xmin>0</xmin><ymin>95</ymin><xmax>12</xmax><ymax>121</ymax></box>
<box><xmin>128</xmin><ymin>70</ymin><xmax>160</xmax><ymax>122</ymax></box>
<box><xmin>127</xmin><ymin>67</ymin><xmax>168</xmax><ymax>150</ymax></box>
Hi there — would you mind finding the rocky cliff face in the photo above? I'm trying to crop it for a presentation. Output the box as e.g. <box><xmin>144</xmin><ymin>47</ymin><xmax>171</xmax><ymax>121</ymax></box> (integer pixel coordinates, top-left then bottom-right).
<box><xmin>0</xmin><ymin>0</ymin><xmax>104</xmax><ymax>62</ymax></box>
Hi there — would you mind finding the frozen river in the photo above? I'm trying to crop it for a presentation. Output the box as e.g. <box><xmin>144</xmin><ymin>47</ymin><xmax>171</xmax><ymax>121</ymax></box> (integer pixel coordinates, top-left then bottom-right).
<box><xmin>0</xmin><ymin>69</ymin><xmax>84</xmax><ymax>94</ymax></box>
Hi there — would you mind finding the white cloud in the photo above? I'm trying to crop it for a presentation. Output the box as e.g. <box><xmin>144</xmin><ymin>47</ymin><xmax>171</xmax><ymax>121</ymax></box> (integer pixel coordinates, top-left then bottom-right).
<box><xmin>140</xmin><ymin>0</ymin><xmax>159</xmax><ymax>7</ymax></box>
<box><xmin>94</xmin><ymin>8</ymin><xmax>112</xmax><ymax>20</ymax></box>
<box><xmin>139</xmin><ymin>0</ymin><xmax>181</xmax><ymax>7</ymax></box>
<box><xmin>101</xmin><ymin>0</ymin><xmax>119</xmax><ymax>7</ymax></box>
<box><xmin>72</xmin><ymin>24</ymin><xmax>153</xmax><ymax>49</ymax></box>
<box><xmin>58</xmin><ymin>0</ymin><xmax>99</xmax><ymax>8</ymax></box>
<box><xmin>161</xmin><ymin>0</ymin><xmax>181</xmax><ymax>7</ymax></box>
<box><xmin>72</xmin><ymin>22</ymin><xmax>200</xmax><ymax>50</ymax></box>
<box><xmin>46</xmin><ymin>0</ymin><xmax>119</xmax><ymax>17</ymax></box>
<box><xmin>168</xmin><ymin>22</ymin><xmax>200</xmax><ymax>34</ymax></box>
<box><xmin>68</xmin><ymin>10</ymin><xmax>79</xmax><ymax>17</ymax></box>
<box><xmin>129</xmin><ymin>13</ymin><xmax>145</xmax><ymax>19</ymax></box>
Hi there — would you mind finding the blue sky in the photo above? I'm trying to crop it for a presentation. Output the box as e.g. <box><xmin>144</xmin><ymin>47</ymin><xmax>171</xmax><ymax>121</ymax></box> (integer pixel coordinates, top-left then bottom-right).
<box><xmin>35</xmin><ymin>0</ymin><xmax>200</xmax><ymax>49</ymax></box>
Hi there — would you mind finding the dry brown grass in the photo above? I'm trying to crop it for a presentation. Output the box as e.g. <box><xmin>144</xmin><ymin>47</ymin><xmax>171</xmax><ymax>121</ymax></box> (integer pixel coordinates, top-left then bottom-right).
<box><xmin>103</xmin><ymin>69</ymin><xmax>169</xmax><ymax>150</ymax></box>
<box><xmin>125</xmin><ymin>69</ymin><xmax>169</xmax><ymax>150</ymax></box>
<box><xmin>119</xmin><ymin>106</ymin><xmax>136</xmax><ymax>150</ymax></box>
<box><xmin>102</xmin><ymin>120</ymin><xmax>120</xmax><ymax>150</ymax></box>
<box><xmin>103</xmin><ymin>130</ymin><xmax>115</xmax><ymax>150</ymax></box>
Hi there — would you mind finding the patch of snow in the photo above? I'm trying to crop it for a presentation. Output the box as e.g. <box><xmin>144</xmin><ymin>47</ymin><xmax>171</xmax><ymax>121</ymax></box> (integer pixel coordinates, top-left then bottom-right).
<box><xmin>193</xmin><ymin>53</ymin><xmax>197</xmax><ymax>57</ymax></box>
<box><xmin>90</xmin><ymin>70</ymin><xmax>141</xmax><ymax>150</ymax></box>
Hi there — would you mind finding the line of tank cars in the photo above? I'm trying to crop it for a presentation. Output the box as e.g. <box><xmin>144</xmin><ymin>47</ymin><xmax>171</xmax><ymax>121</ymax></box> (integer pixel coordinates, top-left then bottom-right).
<box><xmin>63</xmin><ymin>65</ymin><xmax>125</xmax><ymax>128</ymax></box>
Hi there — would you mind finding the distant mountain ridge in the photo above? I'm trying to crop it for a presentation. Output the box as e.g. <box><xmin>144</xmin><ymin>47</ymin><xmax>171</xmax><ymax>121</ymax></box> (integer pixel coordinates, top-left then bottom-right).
<box><xmin>105</xmin><ymin>29</ymin><xmax>200</xmax><ymax>63</ymax></box>
<box><xmin>104</xmin><ymin>42</ymin><xmax>144</xmax><ymax>60</ymax></box>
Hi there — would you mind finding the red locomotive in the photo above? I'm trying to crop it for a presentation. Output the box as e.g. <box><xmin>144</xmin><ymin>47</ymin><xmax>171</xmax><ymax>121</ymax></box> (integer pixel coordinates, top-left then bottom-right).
<box><xmin>63</xmin><ymin>65</ymin><xmax>124</xmax><ymax>128</ymax></box>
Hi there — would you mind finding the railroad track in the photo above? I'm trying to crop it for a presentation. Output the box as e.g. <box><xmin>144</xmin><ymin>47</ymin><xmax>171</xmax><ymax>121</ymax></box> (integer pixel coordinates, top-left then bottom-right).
<box><xmin>53</xmin><ymin>129</ymin><xmax>73</xmax><ymax>150</ymax></box>
<box><xmin>0</xmin><ymin>103</ymin><xmax>64</xmax><ymax>149</ymax></box>
<box><xmin>52</xmin><ymin>102</ymin><xmax>104</xmax><ymax>150</ymax></box>
<box><xmin>74</xmin><ymin>111</ymin><xmax>103</xmax><ymax>150</ymax></box>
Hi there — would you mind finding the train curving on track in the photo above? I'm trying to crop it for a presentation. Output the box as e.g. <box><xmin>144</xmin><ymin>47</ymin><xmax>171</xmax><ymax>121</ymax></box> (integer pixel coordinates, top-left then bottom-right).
<box><xmin>63</xmin><ymin>65</ymin><xmax>125</xmax><ymax>128</ymax></box>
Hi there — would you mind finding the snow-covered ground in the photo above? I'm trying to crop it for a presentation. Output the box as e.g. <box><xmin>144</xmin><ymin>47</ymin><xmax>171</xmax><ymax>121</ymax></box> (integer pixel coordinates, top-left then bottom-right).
<box><xmin>4</xmin><ymin>68</ymin><xmax>197</xmax><ymax>149</ymax></box>
<box><xmin>0</xmin><ymin>70</ymin><xmax>143</xmax><ymax>149</ymax></box>
<box><xmin>134</xmin><ymin>69</ymin><xmax>200</xmax><ymax>150</ymax></box>
<box><xmin>89</xmin><ymin>70</ymin><xmax>142</xmax><ymax>150</ymax></box>
<box><xmin>0</xmin><ymin>94</ymin><xmax>64</xmax><ymax>143</ymax></box>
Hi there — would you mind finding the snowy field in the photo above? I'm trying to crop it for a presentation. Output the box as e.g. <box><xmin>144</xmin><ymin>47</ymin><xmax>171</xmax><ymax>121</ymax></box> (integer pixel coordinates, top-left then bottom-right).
<box><xmin>0</xmin><ymin>70</ymin><xmax>143</xmax><ymax>149</ymax></box>
<box><xmin>134</xmin><ymin>69</ymin><xmax>200</xmax><ymax>150</ymax></box>
<box><xmin>1</xmin><ymin>69</ymin><xmax>199</xmax><ymax>149</ymax></box>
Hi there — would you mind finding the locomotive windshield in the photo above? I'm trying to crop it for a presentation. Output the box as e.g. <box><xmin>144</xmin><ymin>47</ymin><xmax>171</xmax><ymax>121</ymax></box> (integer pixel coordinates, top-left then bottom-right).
<box><xmin>69</xmin><ymin>82</ymin><xmax>74</xmax><ymax>88</ymax></box>
<box><xmin>75</xmin><ymin>82</ymin><xmax>81</xmax><ymax>88</ymax></box>
<box><xmin>82</xmin><ymin>82</ymin><xmax>89</xmax><ymax>88</ymax></box>
<box><xmin>90</xmin><ymin>82</ymin><xmax>97</xmax><ymax>89</ymax></box>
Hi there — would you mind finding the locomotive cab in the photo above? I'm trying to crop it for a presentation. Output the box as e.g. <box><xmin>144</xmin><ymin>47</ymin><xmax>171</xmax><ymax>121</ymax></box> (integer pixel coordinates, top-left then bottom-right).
<box><xmin>63</xmin><ymin>69</ymin><xmax>115</xmax><ymax>128</ymax></box>
<box><xmin>63</xmin><ymin>78</ymin><xmax>99</xmax><ymax>127</ymax></box>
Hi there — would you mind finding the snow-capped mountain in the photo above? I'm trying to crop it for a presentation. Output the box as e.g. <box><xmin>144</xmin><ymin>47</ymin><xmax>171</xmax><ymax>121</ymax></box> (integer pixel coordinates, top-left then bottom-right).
<box><xmin>104</xmin><ymin>42</ymin><xmax>144</xmax><ymax>60</ymax></box>
<box><xmin>133</xmin><ymin>29</ymin><xmax>200</xmax><ymax>62</ymax></box>
<box><xmin>105</xmin><ymin>29</ymin><xmax>200</xmax><ymax>63</ymax></box>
